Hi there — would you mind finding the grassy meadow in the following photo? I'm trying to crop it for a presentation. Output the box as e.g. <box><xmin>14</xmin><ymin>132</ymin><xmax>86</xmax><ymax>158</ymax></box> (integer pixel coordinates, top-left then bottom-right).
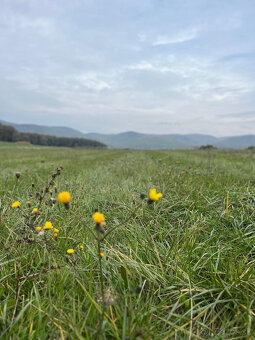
<box><xmin>0</xmin><ymin>142</ymin><xmax>255</xmax><ymax>339</ymax></box>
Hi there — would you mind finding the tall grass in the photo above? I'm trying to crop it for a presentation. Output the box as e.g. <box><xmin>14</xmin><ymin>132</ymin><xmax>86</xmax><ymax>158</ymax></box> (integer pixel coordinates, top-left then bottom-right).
<box><xmin>0</xmin><ymin>143</ymin><xmax>255</xmax><ymax>339</ymax></box>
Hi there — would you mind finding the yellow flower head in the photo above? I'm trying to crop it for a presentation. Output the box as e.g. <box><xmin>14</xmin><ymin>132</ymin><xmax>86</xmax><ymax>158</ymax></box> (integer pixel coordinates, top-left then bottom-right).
<box><xmin>54</xmin><ymin>185</ymin><xmax>57</xmax><ymax>189</ymax></box>
<box><xmin>99</xmin><ymin>252</ymin><xmax>104</xmax><ymax>258</ymax></box>
<box><xmin>44</xmin><ymin>221</ymin><xmax>53</xmax><ymax>230</ymax></box>
<box><xmin>93</xmin><ymin>212</ymin><xmax>105</xmax><ymax>224</ymax></box>
<box><xmin>12</xmin><ymin>201</ymin><xmax>20</xmax><ymax>208</ymax></box>
<box><xmin>54</xmin><ymin>228</ymin><xmax>59</xmax><ymax>233</ymax></box>
<box><xmin>33</xmin><ymin>208</ymin><xmax>39</xmax><ymax>214</ymax></box>
<box><xmin>49</xmin><ymin>189</ymin><xmax>53</xmax><ymax>194</ymax></box>
<box><xmin>67</xmin><ymin>249</ymin><xmax>74</xmax><ymax>254</ymax></box>
<box><xmin>53</xmin><ymin>232</ymin><xmax>58</xmax><ymax>238</ymax></box>
<box><xmin>79</xmin><ymin>245</ymin><xmax>84</xmax><ymax>249</ymax></box>
<box><xmin>149</xmin><ymin>189</ymin><xmax>163</xmax><ymax>201</ymax></box>
<box><xmin>58</xmin><ymin>191</ymin><xmax>71</xmax><ymax>204</ymax></box>
<box><xmin>27</xmin><ymin>201</ymin><xmax>31</xmax><ymax>206</ymax></box>
<box><xmin>37</xmin><ymin>226</ymin><xmax>42</xmax><ymax>231</ymax></box>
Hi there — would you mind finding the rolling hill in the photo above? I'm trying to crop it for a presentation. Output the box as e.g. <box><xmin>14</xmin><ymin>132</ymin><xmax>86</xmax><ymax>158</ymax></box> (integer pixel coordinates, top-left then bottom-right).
<box><xmin>1</xmin><ymin>120</ymin><xmax>254</xmax><ymax>149</ymax></box>
<box><xmin>0</xmin><ymin>120</ymin><xmax>85</xmax><ymax>138</ymax></box>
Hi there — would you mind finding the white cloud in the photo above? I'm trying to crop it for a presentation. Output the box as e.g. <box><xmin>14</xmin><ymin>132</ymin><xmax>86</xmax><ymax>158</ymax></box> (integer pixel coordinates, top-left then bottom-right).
<box><xmin>75</xmin><ymin>74</ymin><xmax>112</xmax><ymax>91</ymax></box>
<box><xmin>153</xmin><ymin>29</ymin><xmax>198</xmax><ymax>46</ymax></box>
<box><xmin>0</xmin><ymin>0</ymin><xmax>255</xmax><ymax>135</ymax></box>
<box><xmin>126</xmin><ymin>61</ymin><xmax>171</xmax><ymax>73</ymax></box>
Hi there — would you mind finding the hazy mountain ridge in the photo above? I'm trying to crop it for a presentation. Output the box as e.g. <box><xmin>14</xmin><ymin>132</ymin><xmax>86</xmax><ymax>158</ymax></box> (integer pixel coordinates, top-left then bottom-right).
<box><xmin>83</xmin><ymin>131</ymin><xmax>255</xmax><ymax>149</ymax></box>
<box><xmin>0</xmin><ymin>120</ymin><xmax>85</xmax><ymax>138</ymax></box>
<box><xmin>1</xmin><ymin>120</ymin><xmax>255</xmax><ymax>149</ymax></box>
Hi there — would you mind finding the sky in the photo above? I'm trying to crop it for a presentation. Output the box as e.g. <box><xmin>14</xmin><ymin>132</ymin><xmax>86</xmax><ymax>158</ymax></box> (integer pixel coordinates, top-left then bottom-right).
<box><xmin>0</xmin><ymin>0</ymin><xmax>255</xmax><ymax>136</ymax></box>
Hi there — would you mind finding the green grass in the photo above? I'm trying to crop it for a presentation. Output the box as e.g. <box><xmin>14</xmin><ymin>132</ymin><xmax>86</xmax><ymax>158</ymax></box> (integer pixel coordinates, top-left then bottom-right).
<box><xmin>0</xmin><ymin>143</ymin><xmax>255</xmax><ymax>339</ymax></box>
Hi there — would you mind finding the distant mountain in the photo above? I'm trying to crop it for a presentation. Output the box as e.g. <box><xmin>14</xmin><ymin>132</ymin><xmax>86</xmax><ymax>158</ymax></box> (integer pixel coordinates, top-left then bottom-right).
<box><xmin>215</xmin><ymin>135</ymin><xmax>255</xmax><ymax>149</ymax></box>
<box><xmin>167</xmin><ymin>134</ymin><xmax>218</xmax><ymax>146</ymax></box>
<box><xmin>0</xmin><ymin>120</ymin><xmax>85</xmax><ymax>138</ymax></box>
<box><xmin>84</xmin><ymin>132</ymin><xmax>191</xmax><ymax>149</ymax></box>
<box><xmin>84</xmin><ymin>132</ymin><xmax>255</xmax><ymax>150</ymax></box>
<box><xmin>1</xmin><ymin>120</ymin><xmax>254</xmax><ymax>149</ymax></box>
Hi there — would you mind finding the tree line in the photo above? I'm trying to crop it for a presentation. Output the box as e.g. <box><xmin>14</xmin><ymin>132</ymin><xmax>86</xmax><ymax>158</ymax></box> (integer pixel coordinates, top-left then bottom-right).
<box><xmin>0</xmin><ymin>123</ymin><xmax>106</xmax><ymax>148</ymax></box>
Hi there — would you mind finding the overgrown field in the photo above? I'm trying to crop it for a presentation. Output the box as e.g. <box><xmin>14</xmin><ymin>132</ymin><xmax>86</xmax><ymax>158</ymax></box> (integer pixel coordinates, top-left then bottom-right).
<box><xmin>0</xmin><ymin>143</ymin><xmax>255</xmax><ymax>339</ymax></box>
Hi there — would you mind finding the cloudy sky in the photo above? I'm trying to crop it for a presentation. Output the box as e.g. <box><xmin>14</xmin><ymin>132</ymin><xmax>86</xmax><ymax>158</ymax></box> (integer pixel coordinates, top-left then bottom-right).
<box><xmin>0</xmin><ymin>0</ymin><xmax>255</xmax><ymax>136</ymax></box>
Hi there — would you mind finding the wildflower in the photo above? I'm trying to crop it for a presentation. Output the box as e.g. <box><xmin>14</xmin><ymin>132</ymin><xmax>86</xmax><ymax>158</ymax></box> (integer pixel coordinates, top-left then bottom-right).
<box><xmin>79</xmin><ymin>245</ymin><xmax>84</xmax><ymax>249</ymax></box>
<box><xmin>44</xmin><ymin>221</ymin><xmax>53</xmax><ymax>230</ymax></box>
<box><xmin>54</xmin><ymin>228</ymin><xmax>59</xmax><ymax>233</ymax></box>
<box><xmin>49</xmin><ymin>189</ymin><xmax>53</xmax><ymax>195</ymax></box>
<box><xmin>58</xmin><ymin>191</ymin><xmax>71</xmax><ymax>209</ymax></box>
<box><xmin>93</xmin><ymin>212</ymin><xmax>105</xmax><ymax>224</ymax></box>
<box><xmin>99</xmin><ymin>252</ymin><xmax>104</xmax><ymax>258</ymax></box>
<box><xmin>148</xmin><ymin>189</ymin><xmax>163</xmax><ymax>203</ymax></box>
<box><xmin>37</xmin><ymin>226</ymin><xmax>42</xmax><ymax>231</ymax></box>
<box><xmin>54</xmin><ymin>185</ymin><xmax>57</xmax><ymax>192</ymax></box>
<box><xmin>27</xmin><ymin>201</ymin><xmax>31</xmax><ymax>207</ymax></box>
<box><xmin>15</xmin><ymin>172</ymin><xmax>21</xmax><ymax>179</ymax></box>
<box><xmin>12</xmin><ymin>201</ymin><xmax>20</xmax><ymax>208</ymax></box>
<box><xmin>33</xmin><ymin>208</ymin><xmax>39</xmax><ymax>214</ymax></box>
<box><xmin>67</xmin><ymin>249</ymin><xmax>74</xmax><ymax>254</ymax></box>
<box><xmin>53</xmin><ymin>232</ymin><xmax>58</xmax><ymax>238</ymax></box>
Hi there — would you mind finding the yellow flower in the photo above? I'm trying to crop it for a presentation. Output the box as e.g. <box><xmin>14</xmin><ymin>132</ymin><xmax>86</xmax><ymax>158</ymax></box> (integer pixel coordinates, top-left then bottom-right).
<box><xmin>44</xmin><ymin>221</ymin><xmax>53</xmax><ymax>230</ymax></box>
<box><xmin>33</xmin><ymin>208</ymin><xmax>39</xmax><ymax>214</ymax></box>
<box><xmin>54</xmin><ymin>228</ymin><xmax>59</xmax><ymax>233</ymax></box>
<box><xmin>79</xmin><ymin>245</ymin><xmax>84</xmax><ymax>249</ymax></box>
<box><xmin>37</xmin><ymin>226</ymin><xmax>42</xmax><ymax>231</ymax></box>
<box><xmin>93</xmin><ymin>212</ymin><xmax>105</xmax><ymax>224</ymax></box>
<box><xmin>58</xmin><ymin>191</ymin><xmax>71</xmax><ymax>204</ymax></box>
<box><xmin>54</xmin><ymin>185</ymin><xmax>57</xmax><ymax>189</ymax></box>
<box><xmin>99</xmin><ymin>252</ymin><xmax>104</xmax><ymax>258</ymax></box>
<box><xmin>149</xmin><ymin>189</ymin><xmax>163</xmax><ymax>201</ymax></box>
<box><xmin>53</xmin><ymin>232</ymin><xmax>58</xmax><ymax>238</ymax></box>
<box><xmin>27</xmin><ymin>201</ymin><xmax>31</xmax><ymax>206</ymax></box>
<box><xmin>67</xmin><ymin>249</ymin><xmax>74</xmax><ymax>254</ymax></box>
<box><xmin>49</xmin><ymin>189</ymin><xmax>53</xmax><ymax>194</ymax></box>
<box><xmin>12</xmin><ymin>201</ymin><xmax>20</xmax><ymax>208</ymax></box>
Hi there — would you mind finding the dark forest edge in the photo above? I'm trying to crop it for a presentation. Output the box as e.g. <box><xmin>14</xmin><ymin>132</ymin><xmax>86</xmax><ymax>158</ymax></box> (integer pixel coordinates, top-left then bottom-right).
<box><xmin>0</xmin><ymin>123</ymin><xmax>106</xmax><ymax>148</ymax></box>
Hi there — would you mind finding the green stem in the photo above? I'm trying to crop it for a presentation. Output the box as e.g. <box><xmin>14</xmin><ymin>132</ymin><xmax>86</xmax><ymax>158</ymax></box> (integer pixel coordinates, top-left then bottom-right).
<box><xmin>97</xmin><ymin>240</ymin><xmax>105</xmax><ymax>339</ymax></box>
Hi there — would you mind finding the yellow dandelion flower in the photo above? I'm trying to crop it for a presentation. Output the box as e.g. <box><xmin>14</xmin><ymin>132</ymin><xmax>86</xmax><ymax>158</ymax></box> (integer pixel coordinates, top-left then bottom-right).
<box><xmin>54</xmin><ymin>185</ymin><xmax>57</xmax><ymax>189</ymax></box>
<box><xmin>49</xmin><ymin>189</ymin><xmax>53</xmax><ymax>194</ymax></box>
<box><xmin>44</xmin><ymin>221</ymin><xmax>53</xmax><ymax>230</ymax></box>
<box><xmin>93</xmin><ymin>212</ymin><xmax>105</xmax><ymax>224</ymax></box>
<box><xmin>12</xmin><ymin>201</ymin><xmax>20</xmax><ymax>208</ymax></box>
<box><xmin>67</xmin><ymin>249</ymin><xmax>74</xmax><ymax>254</ymax></box>
<box><xmin>53</xmin><ymin>232</ymin><xmax>58</xmax><ymax>238</ymax></box>
<box><xmin>79</xmin><ymin>245</ymin><xmax>84</xmax><ymax>249</ymax></box>
<box><xmin>99</xmin><ymin>252</ymin><xmax>104</xmax><ymax>258</ymax></box>
<box><xmin>37</xmin><ymin>226</ymin><xmax>42</xmax><ymax>231</ymax></box>
<box><xmin>33</xmin><ymin>208</ymin><xmax>39</xmax><ymax>214</ymax></box>
<box><xmin>27</xmin><ymin>201</ymin><xmax>31</xmax><ymax>206</ymax></box>
<box><xmin>58</xmin><ymin>191</ymin><xmax>71</xmax><ymax>204</ymax></box>
<box><xmin>149</xmin><ymin>189</ymin><xmax>163</xmax><ymax>201</ymax></box>
<box><xmin>54</xmin><ymin>228</ymin><xmax>59</xmax><ymax>233</ymax></box>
